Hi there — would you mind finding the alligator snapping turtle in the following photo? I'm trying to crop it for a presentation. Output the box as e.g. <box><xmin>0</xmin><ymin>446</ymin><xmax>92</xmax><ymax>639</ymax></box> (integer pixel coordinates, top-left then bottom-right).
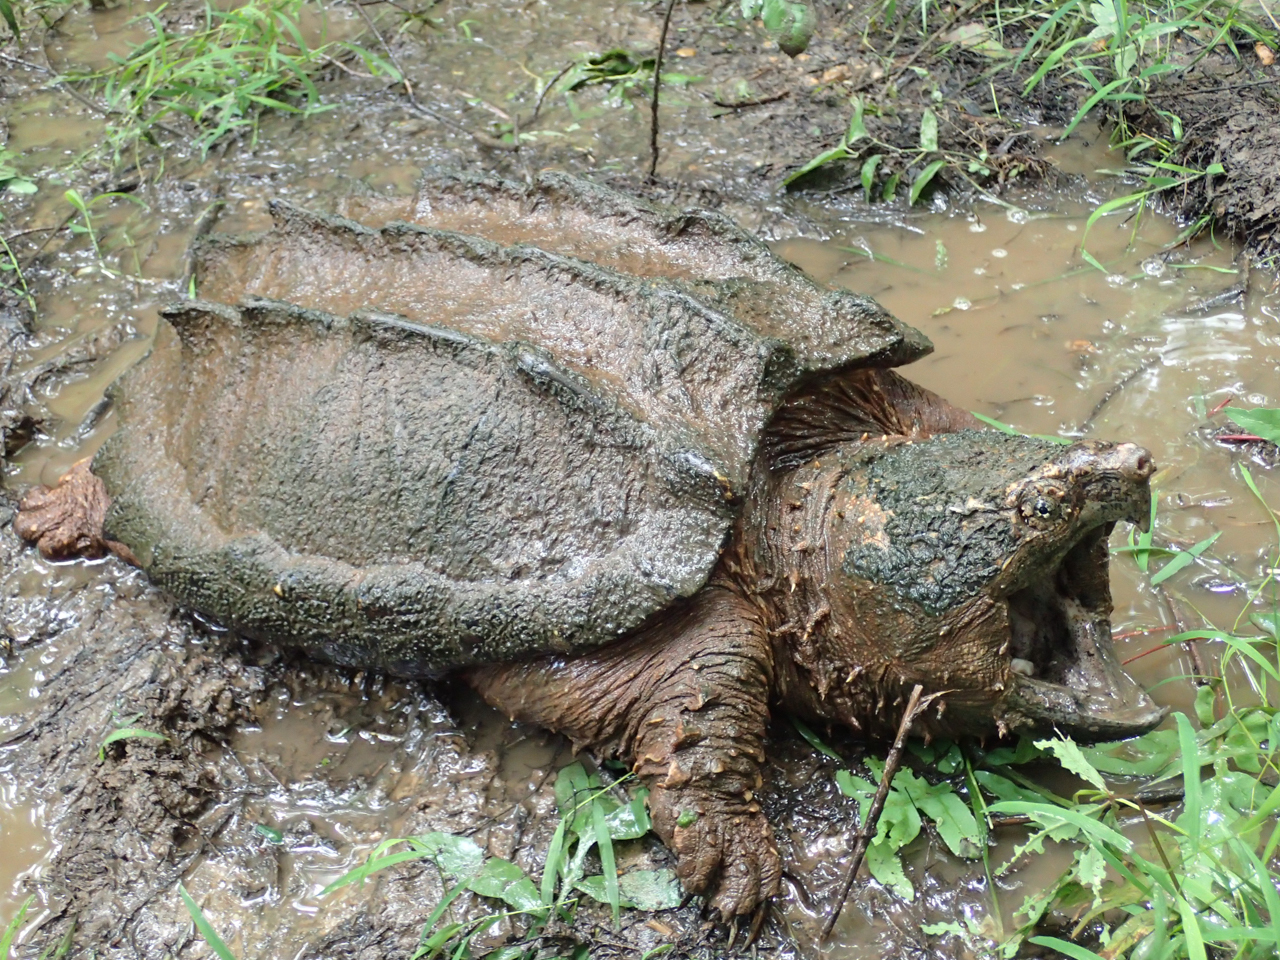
<box><xmin>17</xmin><ymin>171</ymin><xmax>1164</xmax><ymax>919</ymax></box>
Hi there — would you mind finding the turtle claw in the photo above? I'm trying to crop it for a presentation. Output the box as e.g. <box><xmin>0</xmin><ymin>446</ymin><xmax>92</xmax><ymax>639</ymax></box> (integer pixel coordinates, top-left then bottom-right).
<box><xmin>15</xmin><ymin>459</ymin><xmax>135</xmax><ymax>563</ymax></box>
<box><xmin>650</xmin><ymin>786</ymin><xmax>782</xmax><ymax>920</ymax></box>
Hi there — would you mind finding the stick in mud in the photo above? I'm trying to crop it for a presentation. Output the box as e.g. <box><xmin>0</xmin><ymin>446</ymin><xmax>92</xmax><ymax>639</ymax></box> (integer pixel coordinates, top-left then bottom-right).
<box><xmin>648</xmin><ymin>0</ymin><xmax>678</xmax><ymax>180</ymax></box>
<box><xmin>821</xmin><ymin>683</ymin><xmax>936</xmax><ymax>941</ymax></box>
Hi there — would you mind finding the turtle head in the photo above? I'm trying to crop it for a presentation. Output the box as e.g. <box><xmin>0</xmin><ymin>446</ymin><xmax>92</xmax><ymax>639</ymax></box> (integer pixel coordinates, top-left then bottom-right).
<box><xmin>783</xmin><ymin>430</ymin><xmax>1165</xmax><ymax>742</ymax></box>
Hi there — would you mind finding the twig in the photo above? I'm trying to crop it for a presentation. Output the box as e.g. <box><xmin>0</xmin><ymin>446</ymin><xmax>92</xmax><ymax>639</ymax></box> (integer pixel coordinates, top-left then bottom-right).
<box><xmin>20</xmin><ymin>211</ymin><xmax>76</xmax><ymax>272</ymax></box>
<box><xmin>532</xmin><ymin>61</ymin><xmax>575</xmax><ymax>122</ymax></box>
<box><xmin>648</xmin><ymin>0</ymin><xmax>678</xmax><ymax>180</ymax></box>
<box><xmin>1206</xmin><ymin>394</ymin><xmax>1235</xmax><ymax>418</ymax></box>
<box><xmin>0</xmin><ymin>53</ymin><xmax>50</xmax><ymax>72</ymax></box>
<box><xmin>345</xmin><ymin>1</ymin><xmax>515</xmax><ymax>151</ymax></box>
<box><xmin>1256</xmin><ymin>0</ymin><xmax>1280</xmax><ymax>34</ymax></box>
<box><xmin>712</xmin><ymin>90</ymin><xmax>790</xmax><ymax>108</ymax></box>
<box><xmin>349</xmin><ymin>0</ymin><xmax>414</xmax><ymax>99</ymax></box>
<box><xmin>1184</xmin><ymin>260</ymin><xmax>1250</xmax><ymax>314</ymax></box>
<box><xmin>320</xmin><ymin>53</ymin><xmax>375</xmax><ymax>79</ymax></box>
<box><xmin>1077</xmin><ymin>354</ymin><xmax>1163</xmax><ymax>434</ymax></box>
<box><xmin>821</xmin><ymin>684</ymin><xmax>934</xmax><ymax>940</ymax></box>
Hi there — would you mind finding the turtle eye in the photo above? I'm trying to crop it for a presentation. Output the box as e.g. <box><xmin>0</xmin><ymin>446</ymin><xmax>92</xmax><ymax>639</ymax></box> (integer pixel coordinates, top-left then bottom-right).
<box><xmin>1014</xmin><ymin>481</ymin><xmax>1069</xmax><ymax>528</ymax></box>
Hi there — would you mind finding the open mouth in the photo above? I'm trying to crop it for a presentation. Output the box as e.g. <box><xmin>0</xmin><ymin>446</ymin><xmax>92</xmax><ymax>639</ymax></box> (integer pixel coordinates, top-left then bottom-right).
<box><xmin>1000</xmin><ymin>521</ymin><xmax>1167</xmax><ymax>741</ymax></box>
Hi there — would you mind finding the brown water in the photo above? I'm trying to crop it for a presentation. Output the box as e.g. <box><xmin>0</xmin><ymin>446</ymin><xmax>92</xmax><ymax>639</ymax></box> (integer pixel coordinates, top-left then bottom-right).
<box><xmin>5</xmin><ymin>169</ymin><xmax>1276</xmax><ymax>952</ymax></box>
<box><xmin>3</xmin><ymin>0</ymin><xmax>1280</xmax><ymax>954</ymax></box>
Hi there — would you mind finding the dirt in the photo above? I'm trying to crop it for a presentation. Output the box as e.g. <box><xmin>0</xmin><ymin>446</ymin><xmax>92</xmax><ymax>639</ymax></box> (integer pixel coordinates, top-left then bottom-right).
<box><xmin>1140</xmin><ymin>70</ymin><xmax>1280</xmax><ymax>257</ymax></box>
<box><xmin>2</xmin><ymin>0</ymin><xmax>1280</xmax><ymax>956</ymax></box>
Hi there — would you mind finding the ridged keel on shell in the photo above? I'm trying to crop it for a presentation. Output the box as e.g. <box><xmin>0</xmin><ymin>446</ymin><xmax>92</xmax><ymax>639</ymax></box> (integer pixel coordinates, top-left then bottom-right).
<box><xmin>95</xmin><ymin>299</ymin><xmax>739</xmax><ymax>673</ymax></box>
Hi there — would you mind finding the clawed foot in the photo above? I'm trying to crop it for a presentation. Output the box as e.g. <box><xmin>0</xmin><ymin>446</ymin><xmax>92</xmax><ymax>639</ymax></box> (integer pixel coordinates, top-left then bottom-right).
<box><xmin>15</xmin><ymin>459</ymin><xmax>134</xmax><ymax>563</ymax></box>
<box><xmin>648</xmin><ymin>784</ymin><xmax>782</xmax><ymax>920</ymax></box>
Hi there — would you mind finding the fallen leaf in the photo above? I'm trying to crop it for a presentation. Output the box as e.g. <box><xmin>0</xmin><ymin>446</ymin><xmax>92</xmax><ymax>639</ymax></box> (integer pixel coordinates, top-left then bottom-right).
<box><xmin>940</xmin><ymin>22</ymin><xmax>1012</xmax><ymax>58</ymax></box>
<box><xmin>1257</xmin><ymin>42</ymin><xmax>1275</xmax><ymax>66</ymax></box>
<box><xmin>675</xmin><ymin>47</ymin><xmax>697</xmax><ymax>57</ymax></box>
<box><xmin>822</xmin><ymin>63</ymin><xmax>852</xmax><ymax>83</ymax></box>
<box><xmin>1066</xmin><ymin>339</ymin><xmax>1100</xmax><ymax>354</ymax></box>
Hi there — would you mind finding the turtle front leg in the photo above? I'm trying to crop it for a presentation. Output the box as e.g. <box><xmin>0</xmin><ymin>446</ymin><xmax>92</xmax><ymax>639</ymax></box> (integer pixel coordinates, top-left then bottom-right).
<box><xmin>15</xmin><ymin>459</ymin><xmax>136</xmax><ymax>563</ymax></box>
<box><xmin>466</xmin><ymin>585</ymin><xmax>780</xmax><ymax>918</ymax></box>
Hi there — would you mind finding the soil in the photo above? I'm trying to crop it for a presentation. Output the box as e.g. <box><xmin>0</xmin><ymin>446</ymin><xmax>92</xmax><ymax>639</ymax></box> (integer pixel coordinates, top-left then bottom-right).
<box><xmin>1</xmin><ymin>0</ymin><xmax>1278</xmax><ymax>956</ymax></box>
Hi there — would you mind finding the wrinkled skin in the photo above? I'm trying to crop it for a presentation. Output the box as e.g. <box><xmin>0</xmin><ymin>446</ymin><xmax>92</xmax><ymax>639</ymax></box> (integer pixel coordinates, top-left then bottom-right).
<box><xmin>19</xmin><ymin>366</ymin><xmax>1162</xmax><ymax>920</ymax></box>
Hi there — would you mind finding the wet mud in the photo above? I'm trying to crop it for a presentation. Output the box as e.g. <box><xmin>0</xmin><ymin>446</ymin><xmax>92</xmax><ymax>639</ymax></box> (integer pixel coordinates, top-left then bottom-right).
<box><xmin>2</xmin><ymin>0</ymin><xmax>1280</xmax><ymax>957</ymax></box>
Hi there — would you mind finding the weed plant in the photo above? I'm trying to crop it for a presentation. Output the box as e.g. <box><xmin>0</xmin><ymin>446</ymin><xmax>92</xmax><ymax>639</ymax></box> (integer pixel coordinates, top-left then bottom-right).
<box><xmin>322</xmin><ymin>762</ymin><xmax>682</xmax><ymax>959</ymax></box>
<box><xmin>792</xmin><ymin>0</ymin><xmax>1278</xmax><ymax>237</ymax></box>
<box><xmin>63</xmin><ymin>0</ymin><xmax>400</xmax><ymax>158</ymax></box>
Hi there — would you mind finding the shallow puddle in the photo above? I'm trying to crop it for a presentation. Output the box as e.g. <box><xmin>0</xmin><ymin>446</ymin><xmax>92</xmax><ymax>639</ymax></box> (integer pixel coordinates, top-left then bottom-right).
<box><xmin>4</xmin><ymin>167</ymin><xmax>1276</xmax><ymax>953</ymax></box>
<box><xmin>2</xmin><ymin>2</ymin><xmax>1279</xmax><ymax>951</ymax></box>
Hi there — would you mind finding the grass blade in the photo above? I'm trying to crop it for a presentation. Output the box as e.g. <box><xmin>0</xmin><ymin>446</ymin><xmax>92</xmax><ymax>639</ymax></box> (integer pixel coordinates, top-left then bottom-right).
<box><xmin>177</xmin><ymin>885</ymin><xmax>237</xmax><ymax>960</ymax></box>
<box><xmin>592</xmin><ymin>801</ymin><xmax>620</xmax><ymax>927</ymax></box>
<box><xmin>2</xmin><ymin>897</ymin><xmax>33</xmax><ymax>959</ymax></box>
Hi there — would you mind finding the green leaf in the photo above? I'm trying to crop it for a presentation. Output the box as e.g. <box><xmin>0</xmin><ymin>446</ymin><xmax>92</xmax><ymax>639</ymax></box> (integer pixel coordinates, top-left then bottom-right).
<box><xmin>1072</xmin><ymin>846</ymin><xmax>1107</xmax><ymax>902</ymax></box>
<box><xmin>578</xmin><ymin>869</ymin><xmax>683</xmax><ymax>911</ymax></box>
<box><xmin>541</xmin><ymin>818</ymin><xmax>568</xmax><ymax>905</ymax></box>
<box><xmin>846</xmin><ymin>96</ymin><xmax>867</xmax><ymax>143</ymax></box>
<box><xmin>99</xmin><ymin>727</ymin><xmax>168</xmax><ymax>760</ymax></box>
<box><xmin>986</xmin><ymin>801</ymin><xmax>1133</xmax><ymax>852</ymax></box>
<box><xmin>784</xmin><ymin>145</ymin><xmax>849</xmax><ymax>185</ymax></box>
<box><xmin>909</xmin><ymin>159</ymin><xmax>946</xmax><ymax>206</ymax></box>
<box><xmin>619</xmin><ymin>869</ymin><xmax>683</xmax><ymax>911</ymax></box>
<box><xmin>1149</xmin><ymin>531</ymin><xmax>1220</xmax><ymax>585</ymax></box>
<box><xmin>4</xmin><ymin>179</ymin><xmax>37</xmax><ymax>195</ymax></box>
<box><xmin>1175</xmin><ymin>712</ymin><xmax>1202</xmax><ymax>849</ymax></box>
<box><xmin>1251</xmin><ymin>611</ymin><xmax>1280</xmax><ymax>639</ymax></box>
<box><xmin>1193</xmin><ymin>684</ymin><xmax>1216</xmax><ymax>727</ymax></box>
<box><xmin>2</xmin><ymin>897</ymin><xmax>33</xmax><ymax>959</ymax></box>
<box><xmin>466</xmin><ymin>857</ymin><xmax>541</xmax><ymax>913</ymax></box>
<box><xmin>0</xmin><ymin>0</ymin><xmax>19</xmax><ymax>41</ymax></box>
<box><xmin>254</xmin><ymin>824</ymin><xmax>284</xmax><ymax>844</ymax></box>
<box><xmin>1035</xmin><ymin>736</ymin><xmax>1108</xmax><ymax>792</ymax></box>
<box><xmin>604</xmin><ymin>789</ymin><xmax>651</xmax><ymax>839</ymax></box>
<box><xmin>792</xmin><ymin>716</ymin><xmax>843</xmax><ymax>761</ymax></box>
<box><xmin>592</xmin><ymin>801</ymin><xmax>620</xmax><ymax>926</ymax></box>
<box><xmin>1028</xmin><ymin>935</ymin><xmax>1105</xmax><ymax>959</ymax></box>
<box><xmin>1080</xmin><ymin>729</ymin><xmax>1178</xmax><ymax>778</ymax></box>
<box><xmin>424</xmin><ymin>833</ymin><xmax>487</xmax><ymax>881</ymax></box>
<box><xmin>835</xmin><ymin>768</ymin><xmax>874</xmax><ymax>799</ymax></box>
<box><xmin>1225</xmin><ymin>408</ymin><xmax>1280</xmax><ymax>445</ymax></box>
<box><xmin>760</xmin><ymin>0</ymin><xmax>815</xmax><ymax>56</ymax></box>
<box><xmin>860</xmin><ymin>154</ymin><xmax>883</xmax><ymax>202</ymax></box>
<box><xmin>1176</xmin><ymin>894</ymin><xmax>1208</xmax><ymax>960</ymax></box>
<box><xmin>919</xmin><ymin>109</ymin><xmax>938</xmax><ymax>151</ymax></box>
<box><xmin>971</xmin><ymin>412</ymin><xmax>1073</xmax><ymax>445</ymax></box>
<box><xmin>178</xmin><ymin>885</ymin><xmax>238</xmax><ymax>960</ymax></box>
<box><xmin>866</xmin><ymin>839</ymin><xmax>913</xmax><ymax>899</ymax></box>
<box><xmin>882</xmin><ymin>171</ymin><xmax>900</xmax><ymax>201</ymax></box>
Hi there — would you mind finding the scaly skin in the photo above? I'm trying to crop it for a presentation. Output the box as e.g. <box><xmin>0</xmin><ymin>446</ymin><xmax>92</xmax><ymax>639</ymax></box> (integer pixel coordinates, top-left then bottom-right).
<box><xmin>15</xmin><ymin>459</ymin><xmax>137</xmax><ymax>564</ymax></box>
<box><xmin>466</xmin><ymin>586</ymin><xmax>779</xmax><ymax>918</ymax></box>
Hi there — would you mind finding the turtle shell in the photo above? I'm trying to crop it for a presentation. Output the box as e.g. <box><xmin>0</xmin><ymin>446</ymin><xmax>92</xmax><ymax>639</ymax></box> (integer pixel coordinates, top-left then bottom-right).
<box><xmin>95</xmin><ymin>173</ymin><xmax>932</xmax><ymax>674</ymax></box>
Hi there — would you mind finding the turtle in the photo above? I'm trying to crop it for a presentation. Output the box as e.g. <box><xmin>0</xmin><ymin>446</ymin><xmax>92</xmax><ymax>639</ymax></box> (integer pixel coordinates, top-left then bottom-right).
<box><xmin>16</xmin><ymin>170</ymin><xmax>1165</xmax><ymax>920</ymax></box>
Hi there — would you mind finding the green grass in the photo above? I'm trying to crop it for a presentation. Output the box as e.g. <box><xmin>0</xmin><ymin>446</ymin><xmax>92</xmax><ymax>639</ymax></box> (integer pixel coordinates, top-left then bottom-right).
<box><xmin>322</xmin><ymin>762</ymin><xmax>681</xmax><ymax>959</ymax></box>
<box><xmin>788</xmin><ymin>0</ymin><xmax>1278</xmax><ymax>236</ymax></box>
<box><xmin>63</xmin><ymin>0</ymin><xmax>400</xmax><ymax>158</ymax></box>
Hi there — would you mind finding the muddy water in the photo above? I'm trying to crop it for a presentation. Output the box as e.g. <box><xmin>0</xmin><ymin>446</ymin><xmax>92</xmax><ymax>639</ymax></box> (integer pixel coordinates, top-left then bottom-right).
<box><xmin>2</xmin><ymin>0</ymin><xmax>1280</xmax><ymax>953</ymax></box>
<box><xmin>4</xmin><ymin>167</ymin><xmax>1277</xmax><ymax>954</ymax></box>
